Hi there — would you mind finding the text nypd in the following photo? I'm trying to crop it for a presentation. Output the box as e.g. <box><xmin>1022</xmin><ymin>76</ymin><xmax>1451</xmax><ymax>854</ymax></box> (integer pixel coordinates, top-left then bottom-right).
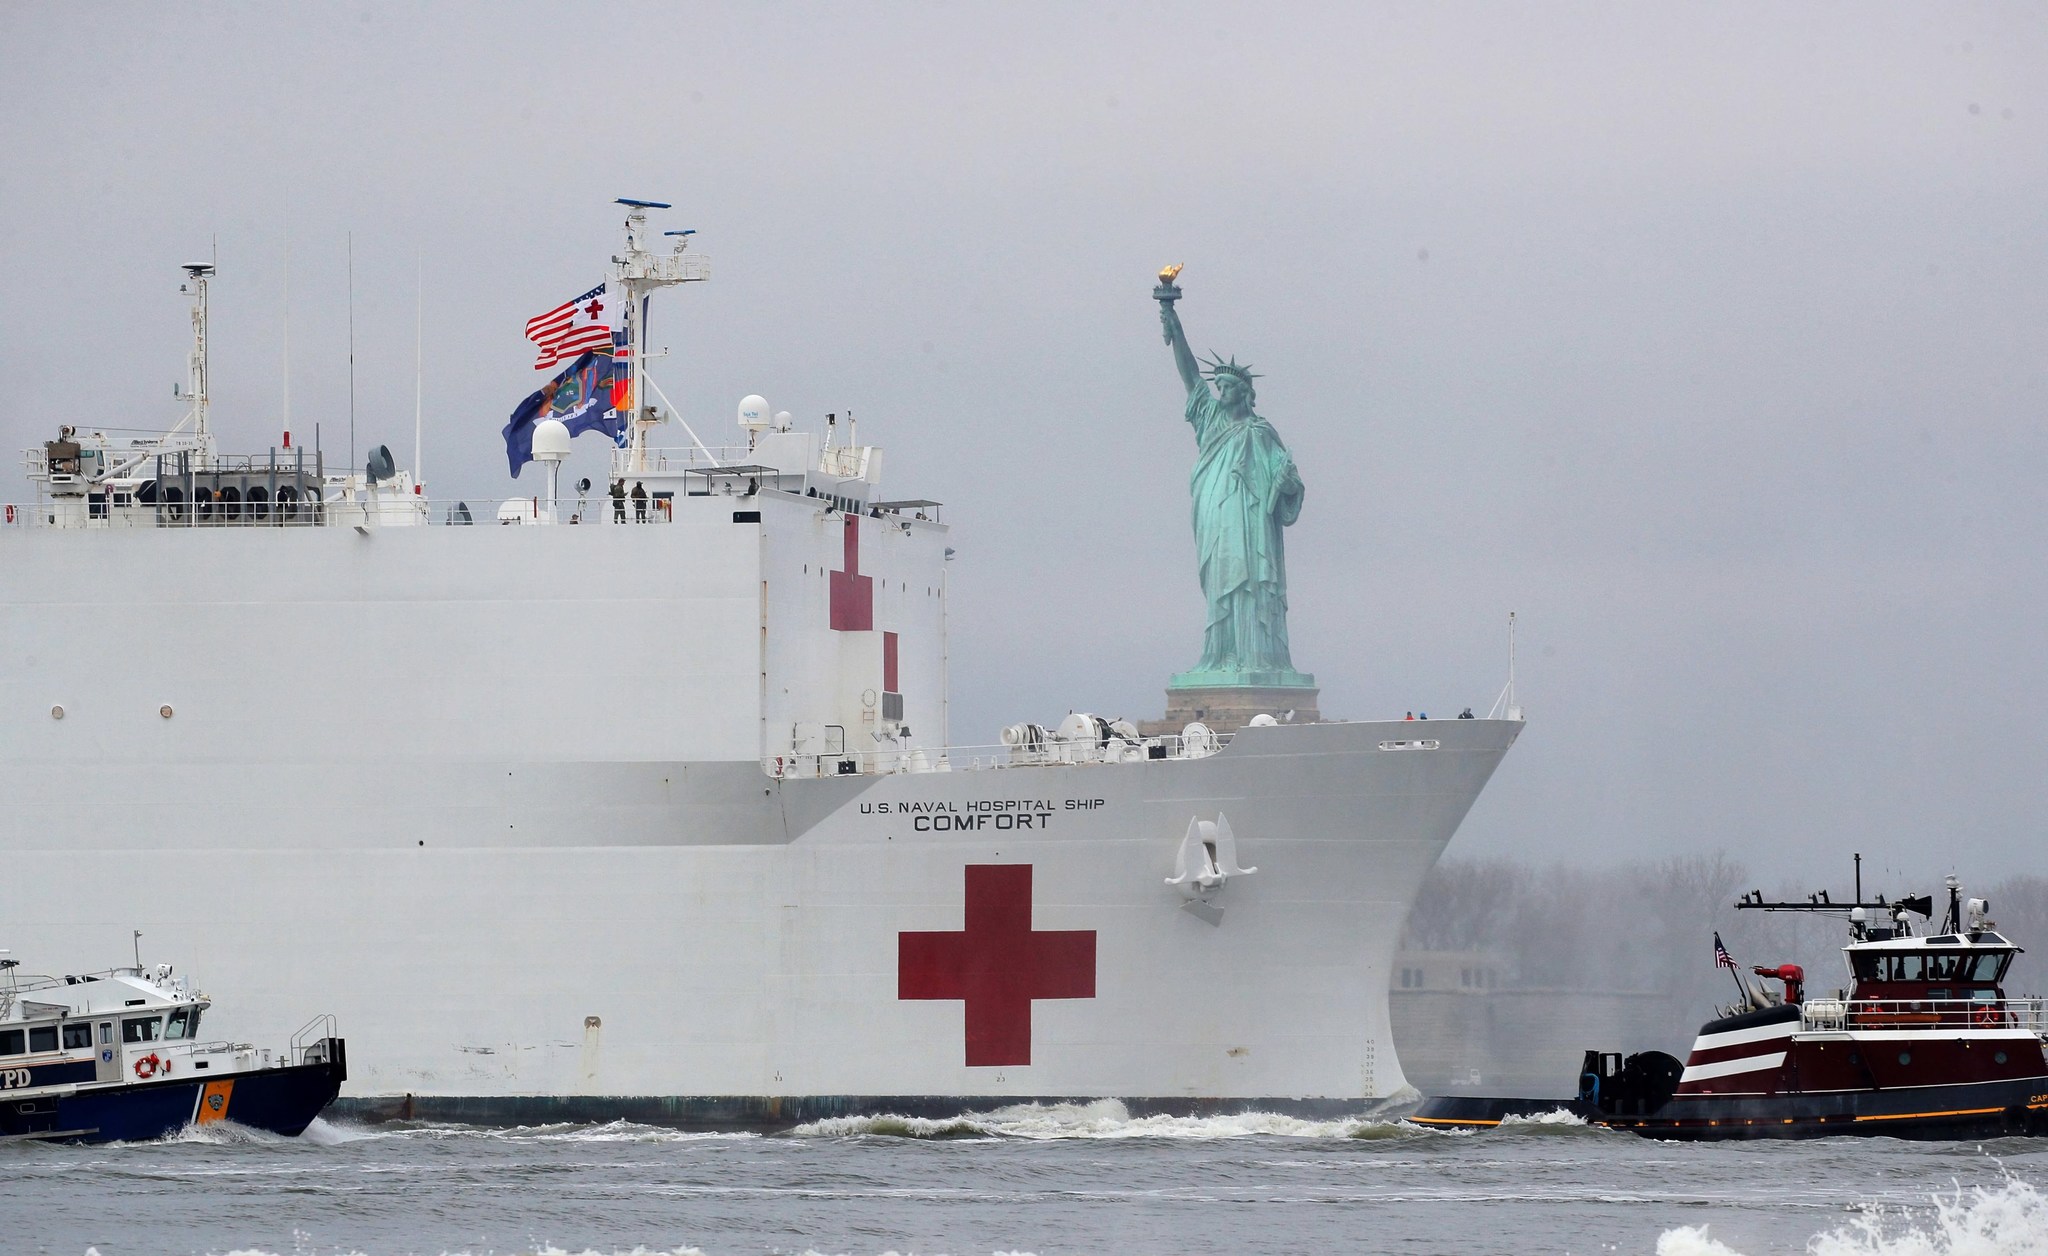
<box><xmin>860</xmin><ymin>798</ymin><xmax>1105</xmax><ymax>831</ymax></box>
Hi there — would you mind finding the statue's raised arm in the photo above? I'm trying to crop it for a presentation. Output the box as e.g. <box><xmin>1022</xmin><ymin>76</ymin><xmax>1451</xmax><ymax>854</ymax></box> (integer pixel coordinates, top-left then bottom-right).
<box><xmin>1154</xmin><ymin>264</ymin><xmax>1202</xmax><ymax>396</ymax></box>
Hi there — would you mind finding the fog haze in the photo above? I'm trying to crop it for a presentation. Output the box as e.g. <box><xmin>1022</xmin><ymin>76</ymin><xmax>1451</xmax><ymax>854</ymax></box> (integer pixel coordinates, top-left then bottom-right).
<box><xmin>4</xmin><ymin>3</ymin><xmax>2044</xmax><ymax>880</ymax></box>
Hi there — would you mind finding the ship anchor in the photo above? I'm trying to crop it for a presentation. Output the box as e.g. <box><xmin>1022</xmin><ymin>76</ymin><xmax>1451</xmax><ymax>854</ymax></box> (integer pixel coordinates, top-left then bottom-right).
<box><xmin>1167</xmin><ymin>814</ymin><xmax>1257</xmax><ymax>924</ymax></box>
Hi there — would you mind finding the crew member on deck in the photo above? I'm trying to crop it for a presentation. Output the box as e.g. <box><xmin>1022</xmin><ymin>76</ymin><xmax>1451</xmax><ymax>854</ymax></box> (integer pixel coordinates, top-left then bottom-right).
<box><xmin>631</xmin><ymin>481</ymin><xmax>647</xmax><ymax>523</ymax></box>
<box><xmin>610</xmin><ymin>479</ymin><xmax>627</xmax><ymax>523</ymax></box>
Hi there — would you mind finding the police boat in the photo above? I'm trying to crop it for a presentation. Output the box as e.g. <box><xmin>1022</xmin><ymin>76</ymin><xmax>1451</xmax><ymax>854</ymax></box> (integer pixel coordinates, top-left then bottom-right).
<box><xmin>0</xmin><ymin>952</ymin><xmax>345</xmax><ymax>1143</ymax></box>
<box><xmin>1412</xmin><ymin>859</ymin><xmax>2048</xmax><ymax>1140</ymax></box>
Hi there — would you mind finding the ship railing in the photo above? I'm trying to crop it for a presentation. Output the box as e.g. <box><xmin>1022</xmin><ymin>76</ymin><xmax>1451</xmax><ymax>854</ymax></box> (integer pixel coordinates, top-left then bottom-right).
<box><xmin>290</xmin><ymin>1013</ymin><xmax>339</xmax><ymax>1065</ymax></box>
<box><xmin>0</xmin><ymin>494</ymin><xmax>731</xmax><ymax>529</ymax></box>
<box><xmin>1801</xmin><ymin>996</ymin><xmax>2048</xmax><ymax>1034</ymax></box>
<box><xmin>616</xmin><ymin>444</ymin><xmax>760</xmax><ymax>473</ymax></box>
<box><xmin>763</xmin><ymin>731</ymin><xmax>1233</xmax><ymax>778</ymax></box>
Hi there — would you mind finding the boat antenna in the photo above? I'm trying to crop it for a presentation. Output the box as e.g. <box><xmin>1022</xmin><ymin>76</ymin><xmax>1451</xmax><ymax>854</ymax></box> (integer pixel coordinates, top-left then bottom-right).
<box><xmin>132</xmin><ymin>929</ymin><xmax>143</xmax><ymax>970</ymax></box>
<box><xmin>1507</xmin><ymin>610</ymin><xmax>1517</xmax><ymax>715</ymax></box>
<box><xmin>1854</xmin><ymin>852</ymin><xmax>1862</xmax><ymax>905</ymax></box>
<box><xmin>283</xmin><ymin>217</ymin><xmax>292</xmax><ymax>439</ymax></box>
<box><xmin>414</xmin><ymin>247</ymin><xmax>423</xmax><ymax>490</ymax></box>
<box><xmin>347</xmin><ymin>231</ymin><xmax>358</xmax><ymax>473</ymax></box>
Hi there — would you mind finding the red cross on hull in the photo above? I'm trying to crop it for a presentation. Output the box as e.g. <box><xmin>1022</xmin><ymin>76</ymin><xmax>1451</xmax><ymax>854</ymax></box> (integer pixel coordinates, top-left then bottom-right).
<box><xmin>898</xmin><ymin>864</ymin><xmax>1097</xmax><ymax>1067</ymax></box>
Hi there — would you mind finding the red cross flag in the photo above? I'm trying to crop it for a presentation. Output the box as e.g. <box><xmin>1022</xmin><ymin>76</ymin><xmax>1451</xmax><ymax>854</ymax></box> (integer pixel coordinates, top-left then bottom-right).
<box><xmin>524</xmin><ymin>283</ymin><xmax>614</xmax><ymax>370</ymax></box>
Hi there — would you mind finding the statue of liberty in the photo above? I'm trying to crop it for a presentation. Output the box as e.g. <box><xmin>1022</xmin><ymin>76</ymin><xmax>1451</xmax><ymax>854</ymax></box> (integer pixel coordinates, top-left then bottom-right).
<box><xmin>1154</xmin><ymin>266</ymin><xmax>1314</xmax><ymax>693</ymax></box>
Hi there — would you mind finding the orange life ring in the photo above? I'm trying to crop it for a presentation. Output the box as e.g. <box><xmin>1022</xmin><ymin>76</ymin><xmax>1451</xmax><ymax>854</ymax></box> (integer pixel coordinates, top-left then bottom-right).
<box><xmin>133</xmin><ymin>1053</ymin><xmax>160</xmax><ymax>1079</ymax></box>
<box><xmin>3</xmin><ymin>505</ymin><xmax>13</xmax><ymax>524</ymax></box>
<box><xmin>1973</xmin><ymin>1003</ymin><xmax>2006</xmax><ymax>1028</ymax></box>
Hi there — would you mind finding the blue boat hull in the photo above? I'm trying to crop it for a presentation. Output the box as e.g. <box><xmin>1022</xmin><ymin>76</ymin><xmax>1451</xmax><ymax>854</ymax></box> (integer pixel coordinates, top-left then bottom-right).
<box><xmin>0</xmin><ymin>1042</ymin><xmax>346</xmax><ymax>1144</ymax></box>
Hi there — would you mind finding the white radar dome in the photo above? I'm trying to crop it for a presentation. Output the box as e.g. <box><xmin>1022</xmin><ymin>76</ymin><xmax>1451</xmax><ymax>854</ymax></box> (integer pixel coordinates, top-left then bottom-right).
<box><xmin>773</xmin><ymin>410</ymin><xmax>793</xmax><ymax>431</ymax></box>
<box><xmin>532</xmin><ymin>418</ymin><xmax>573</xmax><ymax>462</ymax></box>
<box><xmin>738</xmin><ymin>395</ymin><xmax>772</xmax><ymax>430</ymax></box>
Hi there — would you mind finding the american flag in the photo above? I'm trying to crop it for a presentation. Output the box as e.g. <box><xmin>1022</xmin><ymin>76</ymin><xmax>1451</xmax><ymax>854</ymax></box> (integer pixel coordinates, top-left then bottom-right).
<box><xmin>1713</xmin><ymin>932</ymin><xmax>1736</xmax><ymax>969</ymax></box>
<box><xmin>524</xmin><ymin>284</ymin><xmax>614</xmax><ymax>370</ymax></box>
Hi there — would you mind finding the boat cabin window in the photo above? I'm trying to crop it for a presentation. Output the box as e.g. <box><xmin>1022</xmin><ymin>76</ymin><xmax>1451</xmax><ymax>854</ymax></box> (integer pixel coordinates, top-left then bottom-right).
<box><xmin>62</xmin><ymin>1023</ymin><xmax>91</xmax><ymax>1050</ymax></box>
<box><xmin>122</xmin><ymin>1016</ymin><xmax>162</xmax><ymax>1043</ymax></box>
<box><xmin>0</xmin><ymin>1029</ymin><xmax>22</xmax><ymax>1055</ymax></box>
<box><xmin>165</xmin><ymin>1008</ymin><xmax>191</xmax><ymax>1040</ymax></box>
<box><xmin>99</xmin><ymin>1023</ymin><xmax>112</xmax><ymax>1046</ymax></box>
<box><xmin>1851</xmin><ymin>950</ymin><xmax>2012</xmax><ymax>983</ymax></box>
<box><xmin>29</xmin><ymin>1025</ymin><xmax>57</xmax><ymax>1053</ymax></box>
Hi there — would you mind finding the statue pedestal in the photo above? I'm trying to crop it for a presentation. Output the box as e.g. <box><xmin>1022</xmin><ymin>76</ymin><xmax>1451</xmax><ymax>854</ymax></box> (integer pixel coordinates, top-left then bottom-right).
<box><xmin>1137</xmin><ymin>675</ymin><xmax>1321</xmax><ymax>738</ymax></box>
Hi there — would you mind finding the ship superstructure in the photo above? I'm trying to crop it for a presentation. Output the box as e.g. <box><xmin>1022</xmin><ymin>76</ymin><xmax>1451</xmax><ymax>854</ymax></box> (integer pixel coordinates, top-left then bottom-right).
<box><xmin>0</xmin><ymin>205</ymin><xmax>1522</xmax><ymax>1126</ymax></box>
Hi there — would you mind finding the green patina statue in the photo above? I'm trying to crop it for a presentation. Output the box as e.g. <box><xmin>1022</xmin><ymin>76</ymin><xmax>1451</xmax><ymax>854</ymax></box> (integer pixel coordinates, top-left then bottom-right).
<box><xmin>1154</xmin><ymin>267</ymin><xmax>1314</xmax><ymax>692</ymax></box>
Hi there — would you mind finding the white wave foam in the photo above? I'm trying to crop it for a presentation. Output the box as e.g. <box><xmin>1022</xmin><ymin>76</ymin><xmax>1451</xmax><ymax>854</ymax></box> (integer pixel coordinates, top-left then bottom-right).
<box><xmin>149</xmin><ymin>1248</ymin><xmax>708</xmax><ymax>1256</ymax></box>
<box><xmin>790</xmin><ymin>1099</ymin><xmax>1416</xmax><ymax>1141</ymax></box>
<box><xmin>298</xmin><ymin>1116</ymin><xmax>383</xmax><ymax>1145</ymax></box>
<box><xmin>154</xmin><ymin>1119</ymin><xmax>292</xmax><ymax>1147</ymax></box>
<box><xmin>389</xmin><ymin>1118</ymin><xmax>754</xmax><ymax>1144</ymax></box>
<box><xmin>1497</xmin><ymin>1108</ymin><xmax>1589</xmax><ymax>1127</ymax></box>
<box><xmin>1656</xmin><ymin>1178</ymin><xmax>2047</xmax><ymax>1256</ymax></box>
<box><xmin>1654</xmin><ymin>1227</ymin><xmax>1746</xmax><ymax>1256</ymax></box>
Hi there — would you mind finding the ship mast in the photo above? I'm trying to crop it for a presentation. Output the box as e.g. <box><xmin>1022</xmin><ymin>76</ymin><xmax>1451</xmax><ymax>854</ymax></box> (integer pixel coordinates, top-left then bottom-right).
<box><xmin>611</xmin><ymin>198</ymin><xmax>710</xmax><ymax>473</ymax></box>
<box><xmin>174</xmin><ymin>263</ymin><xmax>216</xmax><ymax>467</ymax></box>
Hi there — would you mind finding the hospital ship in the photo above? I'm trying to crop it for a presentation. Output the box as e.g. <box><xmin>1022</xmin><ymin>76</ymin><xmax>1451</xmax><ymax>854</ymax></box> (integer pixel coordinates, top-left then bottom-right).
<box><xmin>0</xmin><ymin>203</ymin><xmax>1521</xmax><ymax>1126</ymax></box>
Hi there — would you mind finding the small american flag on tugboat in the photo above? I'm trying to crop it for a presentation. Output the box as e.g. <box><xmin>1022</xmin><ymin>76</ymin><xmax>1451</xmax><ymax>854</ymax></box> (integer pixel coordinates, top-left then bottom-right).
<box><xmin>1713</xmin><ymin>932</ymin><xmax>1736</xmax><ymax>969</ymax></box>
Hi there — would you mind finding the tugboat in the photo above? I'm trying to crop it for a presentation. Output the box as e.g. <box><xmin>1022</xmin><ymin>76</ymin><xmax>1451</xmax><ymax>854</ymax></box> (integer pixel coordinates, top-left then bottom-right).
<box><xmin>1412</xmin><ymin>859</ymin><xmax>2048</xmax><ymax>1140</ymax></box>
<box><xmin>0</xmin><ymin>952</ymin><xmax>346</xmax><ymax>1143</ymax></box>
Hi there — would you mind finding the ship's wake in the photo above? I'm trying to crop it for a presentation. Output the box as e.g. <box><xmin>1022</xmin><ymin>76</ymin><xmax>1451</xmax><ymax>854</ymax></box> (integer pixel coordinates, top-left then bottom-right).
<box><xmin>788</xmin><ymin>1098</ymin><xmax>1429</xmax><ymax>1141</ymax></box>
<box><xmin>1657</xmin><ymin>1176</ymin><xmax>2046</xmax><ymax>1256</ymax></box>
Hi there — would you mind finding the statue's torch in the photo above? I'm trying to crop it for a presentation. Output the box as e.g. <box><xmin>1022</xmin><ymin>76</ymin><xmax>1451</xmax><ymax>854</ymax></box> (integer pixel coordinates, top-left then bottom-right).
<box><xmin>1154</xmin><ymin>263</ymin><xmax>1184</xmax><ymax>343</ymax></box>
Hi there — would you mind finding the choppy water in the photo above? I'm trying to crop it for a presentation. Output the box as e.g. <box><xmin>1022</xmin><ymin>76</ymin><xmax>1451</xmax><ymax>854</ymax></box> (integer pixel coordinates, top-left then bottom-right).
<box><xmin>9</xmin><ymin>1103</ymin><xmax>2046</xmax><ymax>1255</ymax></box>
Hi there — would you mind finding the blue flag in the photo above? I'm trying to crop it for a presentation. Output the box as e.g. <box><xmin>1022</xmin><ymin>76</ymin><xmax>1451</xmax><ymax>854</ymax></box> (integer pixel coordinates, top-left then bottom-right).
<box><xmin>502</xmin><ymin>352</ymin><xmax>626</xmax><ymax>477</ymax></box>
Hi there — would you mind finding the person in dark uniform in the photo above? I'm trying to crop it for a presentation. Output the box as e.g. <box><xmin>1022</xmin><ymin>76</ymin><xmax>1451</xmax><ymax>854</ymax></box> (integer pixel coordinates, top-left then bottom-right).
<box><xmin>610</xmin><ymin>479</ymin><xmax>627</xmax><ymax>523</ymax></box>
<box><xmin>631</xmin><ymin>481</ymin><xmax>648</xmax><ymax>523</ymax></box>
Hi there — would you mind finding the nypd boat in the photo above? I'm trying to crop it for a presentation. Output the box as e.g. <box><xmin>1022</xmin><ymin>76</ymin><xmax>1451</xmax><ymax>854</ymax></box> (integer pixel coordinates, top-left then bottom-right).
<box><xmin>0</xmin><ymin>953</ymin><xmax>346</xmax><ymax>1142</ymax></box>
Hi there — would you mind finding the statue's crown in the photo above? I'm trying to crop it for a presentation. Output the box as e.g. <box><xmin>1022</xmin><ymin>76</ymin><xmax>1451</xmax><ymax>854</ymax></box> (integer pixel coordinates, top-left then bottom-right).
<box><xmin>1202</xmin><ymin>353</ymin><xmax>1260</xmax><ymax>385</ymax></box>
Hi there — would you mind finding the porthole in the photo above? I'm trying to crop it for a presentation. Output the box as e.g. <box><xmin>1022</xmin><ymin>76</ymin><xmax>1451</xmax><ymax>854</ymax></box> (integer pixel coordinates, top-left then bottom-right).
<box><xmin>1995</xmin><ymin>1051</ymin><xmax>2008</xmax><ymax>1065</ymax></box>
<box><xmin>50</xmin><ymin>705</ymin><xmax>63</xmax><ymax>720</ymax></box>
<box><xmin>159</xmin><ymin>705</ymin><xmax>174</xmax><ymax>719</ymax></box>
<box><xmin>1848</xmin><ymin>1052</ymin><xmax>1860</xmax><ymax>1065</ymax></box>
<box><xmin>1898</xmin><ymin>1051</ymin><xmax>1912</xmax><ymax>1066</ymax></box>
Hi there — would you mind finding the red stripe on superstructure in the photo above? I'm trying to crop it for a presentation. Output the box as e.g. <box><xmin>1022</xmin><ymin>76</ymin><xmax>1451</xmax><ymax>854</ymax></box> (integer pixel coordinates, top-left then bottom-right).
<box><xmin>829</xmin><ymin>514</ymin><xmax>873</xmax><ymax>631</ymax></box>
<box><xmin>883</xmin><ymin>631</ymin><xmax>899</xmax><ymax>692</ymax></box>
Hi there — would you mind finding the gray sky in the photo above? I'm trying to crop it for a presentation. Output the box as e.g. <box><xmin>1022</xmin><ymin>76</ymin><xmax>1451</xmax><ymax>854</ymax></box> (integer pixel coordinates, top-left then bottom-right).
<box><xmin>5</xmin><ymin>3</ymin><xmax>2044</xmax><ymax>881</ymax></box>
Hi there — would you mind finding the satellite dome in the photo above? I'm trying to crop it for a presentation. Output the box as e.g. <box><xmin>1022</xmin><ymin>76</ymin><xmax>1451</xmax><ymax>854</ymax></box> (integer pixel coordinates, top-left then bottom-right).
<box><xmin>532</xmin><ymin>418</ymin><xmax>572</xmax><ymax>461</ymax></box>
<box><xmin>738</xmin><ymin>395</ymin><xmax>771</xmax><ymax>430</ymax></box>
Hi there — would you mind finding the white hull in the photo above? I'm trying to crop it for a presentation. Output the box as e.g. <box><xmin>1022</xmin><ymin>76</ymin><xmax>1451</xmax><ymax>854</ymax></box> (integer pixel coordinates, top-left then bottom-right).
<box><xmin>3</xmin><ymin>713</ymin><xmax>1515</xmax><ymax>1110</ymax></box>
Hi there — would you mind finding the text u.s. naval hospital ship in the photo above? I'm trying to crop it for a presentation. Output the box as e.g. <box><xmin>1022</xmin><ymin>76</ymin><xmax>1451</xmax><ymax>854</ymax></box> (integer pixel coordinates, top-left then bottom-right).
<box><xmin>0</xmin><ymin>203</ymin><xmax>1520</xmax><ymax>1128</ymax></box>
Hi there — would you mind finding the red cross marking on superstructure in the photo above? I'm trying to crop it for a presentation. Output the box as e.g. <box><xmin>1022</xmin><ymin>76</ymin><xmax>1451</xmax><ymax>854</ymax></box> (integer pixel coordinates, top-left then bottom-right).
<box><xmin>829</xmin><ymin>513</ymin><xmax>873</xmax><ymax>631</ymax></box>
<box><xmin>898</xmin><ymin>864</ymin><xmax>1097</xmax><ymax>1067</ymax></box>
<box><xmin>583</xmin><ymin>297</ymin><xmax>604</xmax><ymax>319</ymax></box>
